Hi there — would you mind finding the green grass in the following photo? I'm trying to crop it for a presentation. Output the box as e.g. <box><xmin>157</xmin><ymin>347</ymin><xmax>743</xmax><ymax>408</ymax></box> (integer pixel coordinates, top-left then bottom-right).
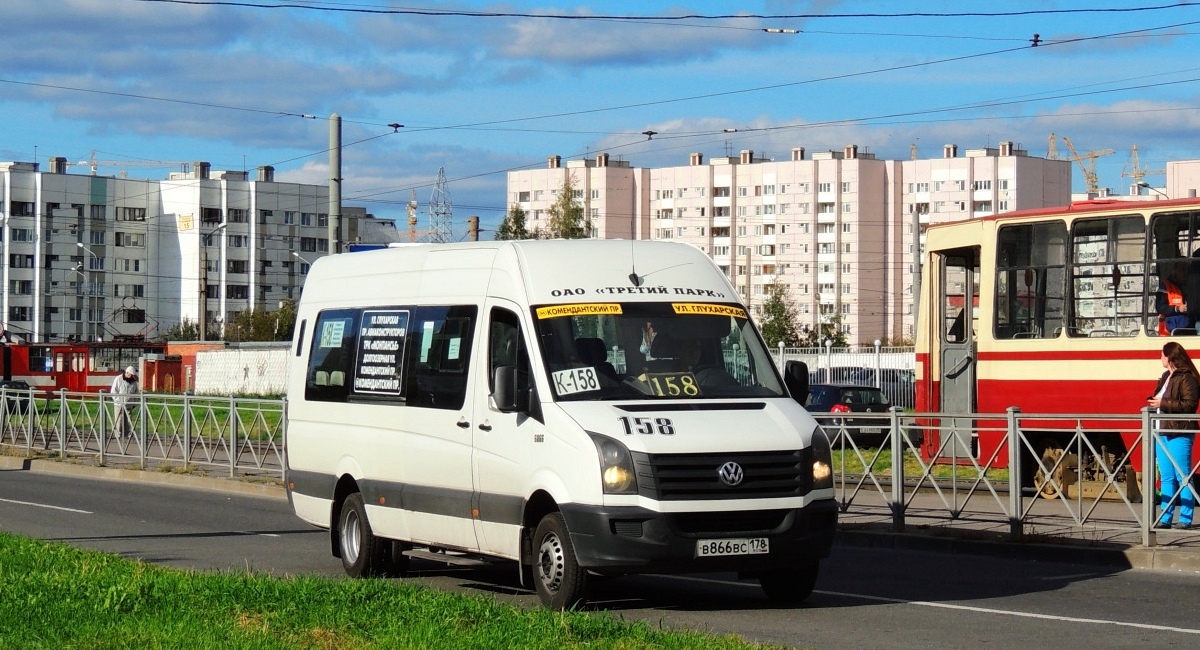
<box><xmin>0</xmin><ymin>533</ymin><xmax>787</xmax><ymax>650</ymax></box>
<box><xmin>831</xmin><ymin>447</ymin><xmax>1010</xmax><ymax>483</ymax></box>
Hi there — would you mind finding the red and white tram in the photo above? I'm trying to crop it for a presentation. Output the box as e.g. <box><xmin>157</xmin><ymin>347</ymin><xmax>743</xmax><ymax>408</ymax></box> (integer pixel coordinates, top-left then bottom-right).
<box><xmin>0</xmin><ymin>340</ymin><xmax>166</xmax><ymax>395</ymax></box>
<box><xmin>915</xmin><ymin>198</ymin><xmax>1200</xmax><ymax>491</ymax></box>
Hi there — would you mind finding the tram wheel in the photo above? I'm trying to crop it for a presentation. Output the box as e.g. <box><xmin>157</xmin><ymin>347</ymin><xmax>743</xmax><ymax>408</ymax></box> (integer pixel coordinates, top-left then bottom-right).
<box><xmin>1034</xmin><ymin>447</ymin><xmax>1066</xmax><ymax>499</ymax></box>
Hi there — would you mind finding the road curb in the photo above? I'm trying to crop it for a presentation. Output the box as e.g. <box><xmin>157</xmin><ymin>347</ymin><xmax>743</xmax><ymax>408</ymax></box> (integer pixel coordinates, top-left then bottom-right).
<box><xmin>3</xmin><ymin>455</ymin><xmax>285</xmax><ymax>500</ymax></box>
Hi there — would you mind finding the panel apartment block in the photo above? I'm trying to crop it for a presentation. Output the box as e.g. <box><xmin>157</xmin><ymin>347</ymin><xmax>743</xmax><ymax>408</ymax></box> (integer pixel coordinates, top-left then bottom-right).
<box><xmin>507</xmin><ymin>142</ymin><xmax>1071</xmax><ymax>343</ymax></box>
<box><xmin>1</xmin><ymin>159</ymin><xmax>394</xmax><ymax>343</ymax></box>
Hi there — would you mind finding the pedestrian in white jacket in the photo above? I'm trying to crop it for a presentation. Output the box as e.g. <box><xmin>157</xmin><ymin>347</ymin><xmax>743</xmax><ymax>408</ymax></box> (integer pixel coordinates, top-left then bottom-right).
<box><xmin>111</xmin><ymin>366</ymin><xmax>138</xmax><ymax>438</ymax></box>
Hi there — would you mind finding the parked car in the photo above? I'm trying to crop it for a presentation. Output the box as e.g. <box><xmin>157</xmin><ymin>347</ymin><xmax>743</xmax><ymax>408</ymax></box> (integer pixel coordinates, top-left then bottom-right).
<box><xmin>846</xmin><ymin>367</ymin><xmax>915</xmax><ymax>408</ymax></box>
<box><xmin>0</xmin><ymin>379</ymin><xmax>33</xmax><ymax>415</ymax></box>
<box><xmin>804</xmin><ymin>383</ymin><xmax>892</xmax><ymax>446</ymax></box>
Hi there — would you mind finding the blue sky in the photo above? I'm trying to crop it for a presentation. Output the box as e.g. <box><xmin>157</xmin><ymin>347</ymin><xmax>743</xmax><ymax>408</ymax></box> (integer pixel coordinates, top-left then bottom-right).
<box><xmin>3</xmin><ymin>1</ymin><xmax>1200</xmax><ymax>238</ymax></box>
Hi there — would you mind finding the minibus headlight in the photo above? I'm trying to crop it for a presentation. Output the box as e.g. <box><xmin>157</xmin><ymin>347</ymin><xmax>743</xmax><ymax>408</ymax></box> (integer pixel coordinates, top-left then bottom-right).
<box><xmin>811</xmin><ymin>426</ymin><xmax>833</xmax><ymax>489</ymax></box>
<box><xmin>588</xmin><ymin>433</ymin><xmax>638</xmax><ymax>495</ymax></box>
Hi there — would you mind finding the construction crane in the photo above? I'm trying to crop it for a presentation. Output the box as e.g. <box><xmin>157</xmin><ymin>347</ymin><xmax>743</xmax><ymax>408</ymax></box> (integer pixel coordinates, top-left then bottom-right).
<box><xmin>1120</xmin><ymin>145</ymin><xmax>1165</xmax><ymax>194</ymax></box>
<box><xmin>406</xmin><ymin>190</ymin><xmax>423</xmax><ymax>242</ymax></box>
<box><xmin>67</xmin><ymin>150</ymin><xmax>190</xmax><ymax>177</ymax></box>
<box><xmin>1061</xmin><ymin>136</ymin><xmax>1115</xmax><ymax>195</ymax></box>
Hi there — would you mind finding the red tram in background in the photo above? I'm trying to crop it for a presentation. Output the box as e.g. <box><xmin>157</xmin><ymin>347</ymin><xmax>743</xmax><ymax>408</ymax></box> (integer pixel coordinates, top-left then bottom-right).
<box><xmin>0</xmin><ymin>340</ymin><xmax>167</xmax><ymax>395</ymax></box>
<box><xmin>915</xmin><ymin>198</ymin><xmax>1200</xmax><ymax>495</ymax></box>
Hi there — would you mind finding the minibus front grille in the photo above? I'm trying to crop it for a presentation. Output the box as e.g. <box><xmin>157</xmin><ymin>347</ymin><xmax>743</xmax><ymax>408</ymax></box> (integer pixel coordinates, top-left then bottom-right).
<box><xmin>668</xmin><ymin>509</ymin><xmax>790</xmax><ymax>535</ymax></box>
<box><xmin>631</xmin><ymin>449</ymin><xmax>807</xmax><ymax>500</ymax></box>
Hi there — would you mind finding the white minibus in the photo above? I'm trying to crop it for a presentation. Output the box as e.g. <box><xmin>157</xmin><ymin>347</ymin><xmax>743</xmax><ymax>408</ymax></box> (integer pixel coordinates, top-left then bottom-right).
<box><xmin>285</xmin><ymin>239</ymin><xmax>836</xmax><ymax>608</ymax></box>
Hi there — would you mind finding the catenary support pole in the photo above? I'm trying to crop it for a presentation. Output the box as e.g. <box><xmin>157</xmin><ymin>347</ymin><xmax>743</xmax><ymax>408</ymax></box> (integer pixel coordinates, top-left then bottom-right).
<box><xmin>329</xmin><ymin>113</ymin><xmax>342</xmax><ymax>255</ymax></box>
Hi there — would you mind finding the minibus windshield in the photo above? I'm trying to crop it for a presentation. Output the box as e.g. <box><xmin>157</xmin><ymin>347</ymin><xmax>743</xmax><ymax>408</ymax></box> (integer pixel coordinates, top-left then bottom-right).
<box><xmin>531</xmin><ymin>301</ymin><xmax>786</xmax><ymax>401</ymax></box>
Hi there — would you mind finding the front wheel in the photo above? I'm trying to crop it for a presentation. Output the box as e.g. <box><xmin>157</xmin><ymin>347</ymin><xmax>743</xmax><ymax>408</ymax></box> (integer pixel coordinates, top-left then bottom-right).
<box><xmin>532</xmin><ymin>512</ymin><xmax>589</xmax><ymax>610</ymax></box>
<box><xmin>337</xmin><ymin>492</ymin><xmax>397</xmax><ymax>578</ymax></box>
<box><xmin>759</xmin><ymin>561</ymin><xmax>819</xmax><ymax>604</ymax></box>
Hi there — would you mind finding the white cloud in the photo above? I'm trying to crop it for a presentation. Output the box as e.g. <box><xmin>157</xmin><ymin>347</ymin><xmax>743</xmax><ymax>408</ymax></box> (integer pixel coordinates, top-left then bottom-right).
<box><xmin>496</xmin><ymin>14</ymin><xmax>766</xmax><ymax>66</ymax></box>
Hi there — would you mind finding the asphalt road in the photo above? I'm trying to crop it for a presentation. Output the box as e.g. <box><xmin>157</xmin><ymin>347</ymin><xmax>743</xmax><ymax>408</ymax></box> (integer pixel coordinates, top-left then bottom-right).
<box><xmin>3</xmin><ymin>468</ymin><xmax>1200</xmax><ymax>649</ymax></box>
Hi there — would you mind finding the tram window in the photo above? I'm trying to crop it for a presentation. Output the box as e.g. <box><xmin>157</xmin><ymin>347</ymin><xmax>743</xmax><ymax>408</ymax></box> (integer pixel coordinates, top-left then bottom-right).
<box><xmin>1150</xmin><ymin>211</ymin><xmax>1200</xmax><ymax>336</ymax></box>
<box><xmin>93</xmin><ymin>348</ymin><xmax>116</xmax><ymax>372</ymax></box>
<box><xmin>1069</xmin><ymin>216</ymin><xmax>1144</xmax><ymax>338</ymax></box>
<box><xmin>939</xmin><ymin>250</ymin><xmax>979</xmax><ymax>344</ymax></box>
<box><xmin>946</xmin><ymin>309</ymin><xmax>967</xmax><ymax>343</ymax></box>
<box><xmin>29</xmin><ymin>347</ymin><xmax>52</xmax><ymax>372</ymax></box>
<box><xmin>995</xmin><ymin>221</ymin><xmax>1067</xmax><ymax>339</ymax></box>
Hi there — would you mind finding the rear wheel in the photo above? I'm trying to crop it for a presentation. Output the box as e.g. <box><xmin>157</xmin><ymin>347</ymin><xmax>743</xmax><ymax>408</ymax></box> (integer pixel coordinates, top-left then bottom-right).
<box><xmin>759</xmin><ymin>561</ymin><xmax>819</xmax><ymax>604</ymax></box>
<box><xmin>338</xmin><ymin>493</ymin><xmax>400</xmax><ymax>577</ymax></box>
<box><xmin>378</xmin><ymin>540</ymin><xmax>411</xmax><ymax>578</ymax></box>
<box><xmin>532</xmin><ymin>512</ymin><xmax>588</xmax><ymax>610</ymax></box>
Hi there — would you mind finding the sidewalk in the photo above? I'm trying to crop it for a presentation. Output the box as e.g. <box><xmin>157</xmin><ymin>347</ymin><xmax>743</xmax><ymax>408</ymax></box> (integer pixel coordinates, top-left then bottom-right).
<box><xmin>5</xmin><ymin>454</ymin><xmax>1200</xmax><ymax>574</ymax></box>
<box><xmin>836</xmin><ymin>490</ymin><xmax>1200</xmax><ymax>573</ymax></box>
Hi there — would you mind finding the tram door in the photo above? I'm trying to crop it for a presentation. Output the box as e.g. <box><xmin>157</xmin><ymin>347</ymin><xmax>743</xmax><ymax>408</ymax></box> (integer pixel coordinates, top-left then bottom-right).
<box><xmin>57</xmin><ymin>349</ymin><xmax>88</xmax><ymax>393</ymax></box>
<box><xmin>937</xmin><ymin>247</ymin><xmax>979</xmax><ymax>457</ymax></box>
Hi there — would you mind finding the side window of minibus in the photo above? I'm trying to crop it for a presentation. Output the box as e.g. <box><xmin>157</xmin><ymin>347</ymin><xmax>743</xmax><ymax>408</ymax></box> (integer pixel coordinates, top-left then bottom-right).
<box><xmin>407</xmin><ymin>305</ymin><xmax>477</xmax><ymax>410</ymax></box>
<box><xmin>488</xmin><ymin>308</ymin><xmax>528</xmax><ymax>392</ymax></box>
<box><xmin>305</xmin><ymin>309</ymin><xmax>359</xmax><ymax>402</ymax></box>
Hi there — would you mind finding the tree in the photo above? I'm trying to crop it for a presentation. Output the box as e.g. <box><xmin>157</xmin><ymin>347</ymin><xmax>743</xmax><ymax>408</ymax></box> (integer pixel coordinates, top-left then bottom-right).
<box><xmin>224</xmin><ymin>301</ymin><xmax>297</xmax><ymax>342</ymax></box>
<box><xmin>495</xmin><ymin>203</ymin><xmax>532</xmax><ymax>240</ymax></box>
<box><xmin>798</xmin><ymin>314</ymin><xmax>850</xmax><ymax>348</ymax></box>
<box><xmin>159</xmin><ymin>318</ymin><xmax>200</xmax><ymax>342</ymax></box>
<box><xmin>546</xmin><ymin>174</ymin><xmax>591</xmax><ymax>239</ymax></box>
<box><xmin>758</xmin><ymin>283</ymin><xmax>801</xmax><ymax>348</ymax></box>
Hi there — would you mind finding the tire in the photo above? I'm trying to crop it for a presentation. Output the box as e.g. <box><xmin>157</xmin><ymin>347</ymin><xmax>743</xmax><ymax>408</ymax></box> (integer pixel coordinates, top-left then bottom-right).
<box><xmin>379</xmin><ymin>540</ymin><xmax>412</xmax><ymax>578</ymax></box>
<box><xmin>337</xmin><ymin>493</ymin><xmax>392</xmax><ymax>578</ymax></box>
<box><xmin>532</xmin><ymin>512</ymin><xmax>588</xmax><ymax>610</ymax></box>
<box><xmin>759</xmin><ymin>561</ymin><xmax>819</xmax><ymax>604</ymax></box>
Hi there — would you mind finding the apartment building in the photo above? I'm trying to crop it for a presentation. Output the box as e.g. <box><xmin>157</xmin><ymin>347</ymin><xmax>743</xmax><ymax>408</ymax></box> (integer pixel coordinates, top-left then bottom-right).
<box><xmin>0</xmin><ymin>159</ymin><xmax>396</xmax><ymax>343</ymax></box>
<box><xmin>1164</xmin><ymin>160</ymin><xmax>1200</xmax><ymax>199</ymax></box>
<box><xmin>507</xmin><ymin>141</ymin><xmax>1071</xmax><ymax>343</ymax></box>
<box><xmin>507</xmin><ymin>154</ymin><xmax>649</xmax><ymax>240</ymax></box>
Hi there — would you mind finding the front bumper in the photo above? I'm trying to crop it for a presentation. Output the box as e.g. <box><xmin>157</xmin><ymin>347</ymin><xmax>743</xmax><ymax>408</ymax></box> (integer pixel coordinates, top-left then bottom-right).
<box><xmin>559</xmin><ymin>498</ymin><xmax>838</xmax><ymax>574</ymax></box>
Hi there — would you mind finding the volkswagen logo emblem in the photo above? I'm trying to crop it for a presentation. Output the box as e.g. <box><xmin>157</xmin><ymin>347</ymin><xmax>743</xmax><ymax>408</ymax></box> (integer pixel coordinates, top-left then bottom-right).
<box><xmin>717</xmin><ymin>461</ymin><xmax>744</xmax><ymax>487</ymax></box>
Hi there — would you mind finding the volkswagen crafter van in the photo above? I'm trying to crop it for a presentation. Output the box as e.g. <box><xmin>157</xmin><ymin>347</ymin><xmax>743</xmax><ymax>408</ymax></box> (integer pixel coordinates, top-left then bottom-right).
<box><xmin>285</xmin><ymin>239</ymin><xmax>836</xmax><ymax>609</ymax></box>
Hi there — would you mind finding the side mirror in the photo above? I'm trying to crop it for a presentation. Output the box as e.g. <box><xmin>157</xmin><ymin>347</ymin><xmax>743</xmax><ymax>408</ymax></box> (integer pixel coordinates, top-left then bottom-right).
<box><xmin>784</xmin><ymin>360</ymin><xmax>809</xmax><ymax>405</ymax></box>
<box><xmin>491</xmin><ymin>365</ymin><xmax>528</xmax><ymax>413</ymax></box>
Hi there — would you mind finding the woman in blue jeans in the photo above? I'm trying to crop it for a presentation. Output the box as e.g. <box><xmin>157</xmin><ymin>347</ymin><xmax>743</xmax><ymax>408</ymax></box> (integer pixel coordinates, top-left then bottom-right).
<box><xmin>1148</xmin><ymin>341</ymin><xmax>1200</xmax><ymax>529</ymax></box>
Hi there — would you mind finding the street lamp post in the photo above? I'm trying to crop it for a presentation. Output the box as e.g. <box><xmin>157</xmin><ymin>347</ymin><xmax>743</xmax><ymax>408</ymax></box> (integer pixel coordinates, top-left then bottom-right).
<box><xmin>69</xmin><ymin>264</ymin><xmax>86</xmax><ymax>341</ymax></box>
<box><xmin>200</xmin><ymin>223</ymin><xmax>228</xmax><ymax>341</ymax></box>
<box><xmin>1137</xmin><ymin>182</ymin><xmax>1170</xmax><ymax>200</ymax></box>
<box><xmin>76</xmin><ymin>243</ymin><xmax>101</xmax><ymax>341</ymax></box>
<box><xmin>289</xmin><ymin>251</ymin><xmax>313</xmax><ymax>303</ymax></box>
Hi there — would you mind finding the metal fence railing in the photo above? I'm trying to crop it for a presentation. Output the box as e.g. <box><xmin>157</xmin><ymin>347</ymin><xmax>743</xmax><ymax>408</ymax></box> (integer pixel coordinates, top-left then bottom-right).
<box><xmin>0</xmin><ymin>387</ymin><xmax>284</xmax><ymax>480</ymax></box>
<box><xmin>4</xmin><ymin>385</ymin><xmax>1193</xmax><ymax>549</ymax></box>
<box><xmin>814</xmin><ymin>407</ymin><xmax>1199</xmax><ymax>548</ymax></box>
